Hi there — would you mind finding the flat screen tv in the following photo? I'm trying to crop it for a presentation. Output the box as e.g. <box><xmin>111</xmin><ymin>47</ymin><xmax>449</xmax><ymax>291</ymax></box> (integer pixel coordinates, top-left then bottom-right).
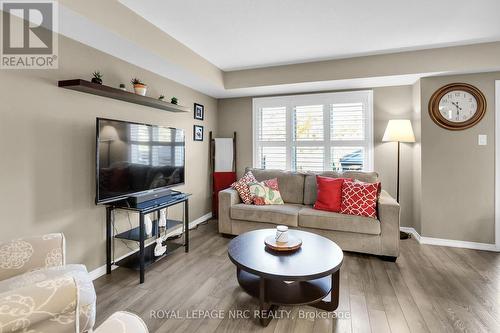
<box><xmin>95</xmin><ymin>118</ymin><xmax>185</xmax><ymax>204</ymax></box>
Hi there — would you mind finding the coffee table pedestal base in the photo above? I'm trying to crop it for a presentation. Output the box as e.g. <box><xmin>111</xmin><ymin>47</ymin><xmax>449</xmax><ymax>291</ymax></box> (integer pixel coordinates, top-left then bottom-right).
<box><xmin>236</xmin><ymin>268</ymin><xmax>340</xmax><ymax>326</ymax></box>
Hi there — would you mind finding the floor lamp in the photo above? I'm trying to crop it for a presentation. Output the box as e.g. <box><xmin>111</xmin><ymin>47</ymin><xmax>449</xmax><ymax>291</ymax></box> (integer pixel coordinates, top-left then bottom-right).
<box><xmin>382</xmin><ymin>120</ymin><xmax>415</xmax><ymax>239</ymax></box>
<box><xmin>99</xmin><ymin>125</ymin><xmax>119</xmax><ymax>167</ymax></box>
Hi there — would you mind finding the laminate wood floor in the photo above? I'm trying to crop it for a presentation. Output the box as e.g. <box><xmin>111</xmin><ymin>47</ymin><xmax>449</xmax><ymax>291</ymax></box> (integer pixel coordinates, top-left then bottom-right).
<box><xmin>94</xmin><ymin>220</ymin><xmax>500</xmax><ymax>333</ymax></box>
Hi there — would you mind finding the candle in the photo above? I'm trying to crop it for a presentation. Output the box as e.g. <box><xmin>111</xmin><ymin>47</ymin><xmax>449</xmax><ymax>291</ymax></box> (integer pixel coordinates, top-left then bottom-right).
<box><xmin>275</xmin><ymin>225</ymin><xmax>289</xmax><ymax>243</ymax></box>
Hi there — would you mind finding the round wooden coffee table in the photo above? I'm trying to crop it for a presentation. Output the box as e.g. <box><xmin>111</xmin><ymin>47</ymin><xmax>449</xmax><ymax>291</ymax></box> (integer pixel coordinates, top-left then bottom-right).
<box><xmin>228</xmin><ymin>229</ymin><xmax>343</xmax><ymax>326</ymax></box>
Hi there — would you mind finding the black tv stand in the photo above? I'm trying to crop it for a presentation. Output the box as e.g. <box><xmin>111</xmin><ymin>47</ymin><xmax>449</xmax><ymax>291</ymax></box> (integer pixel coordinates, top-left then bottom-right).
<box><xmin>105</xmin><ymin>192</ymin><xmax>190</xmax><ymax>284</ymax></box>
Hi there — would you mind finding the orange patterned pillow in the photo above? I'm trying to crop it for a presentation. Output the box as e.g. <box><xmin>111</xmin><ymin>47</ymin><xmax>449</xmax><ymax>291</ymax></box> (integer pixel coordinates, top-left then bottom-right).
<box><xmin>248</xmin><ymin>178</ymin><xmax>284</xmax><ymax>205</ymax></box>
<box><xmin>231</xmin><ymin>171</ymin><xmax>257</xmax><ymax>204</ymax></box>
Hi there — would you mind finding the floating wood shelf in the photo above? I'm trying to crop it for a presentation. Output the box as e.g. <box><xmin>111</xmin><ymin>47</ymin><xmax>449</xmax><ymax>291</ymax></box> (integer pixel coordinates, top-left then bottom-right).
<box><xmin>58</xmin><ymin>79</ymin><xmax>190</xmax><ymax>113</ymax></box>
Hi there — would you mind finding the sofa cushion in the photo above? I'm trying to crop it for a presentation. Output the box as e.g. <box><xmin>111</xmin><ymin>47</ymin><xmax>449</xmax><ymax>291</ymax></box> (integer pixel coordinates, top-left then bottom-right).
<box><xmin>231</xmin><ymin>203</ymin><xmax>302</xmax><ymax>227</ymax></box>
<box><xmin>298</xmin><ymin>207</ymin><xmax>381</xmax><ymax>235</ymax></box>
<box><xmin>246</xmin><ymin>168</ymin><xmax>305</xmax><ymax>204</ymax></box>
<box><xmin>343</xmin><ymin>171</ymin><xmax>379</xmax><ymax>183</ymax></box>
<box><xmin>304</xmin><ymin>171</ymin><xmax>379</xmax><ymax>205</ymax></box>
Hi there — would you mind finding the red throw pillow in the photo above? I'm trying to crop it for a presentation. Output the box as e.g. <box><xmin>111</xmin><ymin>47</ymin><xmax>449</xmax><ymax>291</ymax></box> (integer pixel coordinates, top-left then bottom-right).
<box><xmin>313</xmin><ymin>176</ymin><xmax>351</xmax><ymax>212</ymax></box>
<box><xmin>340</xmin><ymin>181</ymin><xmax>380</xmax><ymax>218</ymax></box>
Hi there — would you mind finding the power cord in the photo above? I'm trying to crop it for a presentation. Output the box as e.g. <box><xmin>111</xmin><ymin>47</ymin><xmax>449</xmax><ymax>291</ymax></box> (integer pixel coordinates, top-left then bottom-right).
<box><xmin>164</xmin><ymin>217</ymin><xmax>212</xmax><ymax>241</ymax></box>
<box><xmin>112</xmin><ymin>210</ymin><xmax>138</xmax><ymax>253</ymax></box>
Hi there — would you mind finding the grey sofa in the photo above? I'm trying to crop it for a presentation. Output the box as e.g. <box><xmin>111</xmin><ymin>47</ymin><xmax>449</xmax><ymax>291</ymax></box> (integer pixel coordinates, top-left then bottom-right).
<box><xmin>218</xmin><ymin>168</ymin><xmax>400</xmax><ymax>260</ymax></box>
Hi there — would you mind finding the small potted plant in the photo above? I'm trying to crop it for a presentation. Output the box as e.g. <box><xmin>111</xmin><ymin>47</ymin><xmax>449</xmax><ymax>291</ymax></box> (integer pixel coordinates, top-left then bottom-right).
<box><xmin>91</xmin><ymin>71</ymin><xmax>103</xmax><ymax>84</ymax></box>
<box><xmin>158</xmin><ymin>94</ymin><xmax>165</xmax><ymax>101</ymax></box>
<box><xmin>171</xmin><ymin>96</ymin><xmax>178</xmax><ymax>105</ymax></box>
<box><xmin>119</xmin><ymin>83</ymin><xmax>126</xmax><ymax>91</ymax></box>
<box><xmin>131</xmin><ymin>78</ymin><xmax>147</xmax><ymax>96</ymax></box>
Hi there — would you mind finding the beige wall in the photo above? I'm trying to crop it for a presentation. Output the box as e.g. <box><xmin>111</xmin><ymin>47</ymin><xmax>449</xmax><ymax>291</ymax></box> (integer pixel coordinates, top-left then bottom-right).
<box><xmin>373</xmin><ymin>86</ymin><xmax>415</xmax><ymax>229</ymax></box>
<box><xmin>420</xmin><ymin>72</ymin><xmax>500</xmax><ymax>243</ymax></box>
<box><xmin>217</xmin><ymin>97</ymin><xmax>253</xmax><ymax>176</ymax></box>
<box><xmin>0</xmin><ymin>36</ymin><xmax>217</xmax><ymax>271</ymax></box>
<box><xmin>217</xmin><ymin>86</ymin><xmax>417</xmax><ymax>228</ymax></box>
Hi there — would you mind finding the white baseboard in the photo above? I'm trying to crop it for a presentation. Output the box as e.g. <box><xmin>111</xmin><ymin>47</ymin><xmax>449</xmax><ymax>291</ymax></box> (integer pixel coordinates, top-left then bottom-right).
<box><xmin>89</xmin><ymin>212</ymin><xmax>213</xmax><ymax>281</ymax></box>
<box><xmin>399</xmin><ymin>227</ymin><xmax>421</xmax><ymax>242</ymax></box>
<box><xmin>400</xmin><ymin>227</ymin><xmax>499</xmax><ymax>252</ymax></box>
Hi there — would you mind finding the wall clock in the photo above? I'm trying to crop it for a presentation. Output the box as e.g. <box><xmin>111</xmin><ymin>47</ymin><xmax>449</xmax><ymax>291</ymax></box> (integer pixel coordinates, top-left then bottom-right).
<box><xmin>428</xmin><ymin>83</ymin><xmax>486</xmax><ymax>130</ymax></box>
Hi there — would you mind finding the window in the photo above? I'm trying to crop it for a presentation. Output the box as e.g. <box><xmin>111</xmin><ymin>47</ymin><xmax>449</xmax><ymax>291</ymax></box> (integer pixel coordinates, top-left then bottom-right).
<box><xmin>253</xmin><ymin>91</ymin><xmax>373</xmax><ymax>172</ymax></box>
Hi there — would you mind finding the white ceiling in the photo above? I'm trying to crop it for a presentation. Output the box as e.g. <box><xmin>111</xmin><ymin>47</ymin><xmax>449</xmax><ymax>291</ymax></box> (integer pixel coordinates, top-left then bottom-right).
<box><xmin>119</xmin><ymin>0</ymin><xmax>500</xmax><ymax>71</ymax></box>
<box><xmin>58</xmin><ymin>3</ymin><xmax>438</xmax><ymax>98</ymax></box>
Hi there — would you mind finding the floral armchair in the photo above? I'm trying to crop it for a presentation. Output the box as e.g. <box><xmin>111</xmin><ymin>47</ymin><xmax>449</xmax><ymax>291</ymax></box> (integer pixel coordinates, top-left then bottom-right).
<box><xmin>0</xmin><ymin>233</ymin><xmax>96</xmax><ymax>332</ymax></box>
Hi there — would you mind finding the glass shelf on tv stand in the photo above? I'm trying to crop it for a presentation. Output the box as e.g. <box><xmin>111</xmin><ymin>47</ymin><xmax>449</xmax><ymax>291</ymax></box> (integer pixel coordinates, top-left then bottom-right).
<box><xmin>114</xmin><ymin>218</ymin><xmax>183</xmax><ymax>242</ymax></box>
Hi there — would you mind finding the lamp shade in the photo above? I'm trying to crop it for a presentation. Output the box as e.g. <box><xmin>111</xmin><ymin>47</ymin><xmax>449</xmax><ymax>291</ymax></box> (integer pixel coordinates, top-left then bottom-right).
<box><xmin>382</xmin><ymin>119</ymin><xmax>415</xmax><ymax>143</ymax></box>
<box><xmin>99</xmin><ymin>125</ymin><xmax>119</xmax><ymax>142</ymax></box>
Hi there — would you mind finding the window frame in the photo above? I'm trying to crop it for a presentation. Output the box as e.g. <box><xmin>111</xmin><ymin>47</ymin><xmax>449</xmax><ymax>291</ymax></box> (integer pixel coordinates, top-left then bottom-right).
<box><xmin>252</xmin><ymin>90</ymin><xmax>374</xmax><ymax>172</ymax></box>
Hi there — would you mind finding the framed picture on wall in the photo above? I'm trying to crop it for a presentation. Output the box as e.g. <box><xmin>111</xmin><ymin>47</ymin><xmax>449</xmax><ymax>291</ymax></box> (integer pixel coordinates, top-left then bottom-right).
<box><xmin>194</xmin><ymin>103</ymin><xmax>204</xmax><ymax>120</ymax></box>
<box><xmin>194</xmin><ymin>125</ymin><xmax>204</xmax><ymax>141</ymax></box>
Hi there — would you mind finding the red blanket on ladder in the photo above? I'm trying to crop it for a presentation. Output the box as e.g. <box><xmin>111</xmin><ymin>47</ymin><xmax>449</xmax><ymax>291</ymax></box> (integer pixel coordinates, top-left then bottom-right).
<box><xmin>213</xmin><ymin>171</ymin><xmax>237</xmax><ymax>217</ymax></box>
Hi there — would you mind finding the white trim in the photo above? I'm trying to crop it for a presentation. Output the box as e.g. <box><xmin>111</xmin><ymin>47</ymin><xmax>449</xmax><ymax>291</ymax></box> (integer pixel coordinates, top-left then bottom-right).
<box><xmin>400</xmin><ymin>227</ymin><xmax>498</xmax><ymax>252</ymax></box>
<box><xmin>89</xmin><ymin>212</ymin><xmax>213</xmax><ymax>280</ymax></box>
<box><xmin>366</xmin><ymin>91</ymin><xmax>374</xmax><ymax>171</ymax></box>
<box><xmin>89</xmin><ymin>259</ymin><xmax>115</xmax><ymax>281</ymax></box>
<box><xmin>399</xmin><ymin>227</ymin><xmax>421</xmax><ymax>242</ymax></box>
<box><xmin>252</xmin><ymin>98</ymin><xmax>257</xmax><ymax>170</ymax></box>
<box><xmin>496</xmin><ymin>80</ymin><xmax>500</xmax><ymax>251</ymax></box>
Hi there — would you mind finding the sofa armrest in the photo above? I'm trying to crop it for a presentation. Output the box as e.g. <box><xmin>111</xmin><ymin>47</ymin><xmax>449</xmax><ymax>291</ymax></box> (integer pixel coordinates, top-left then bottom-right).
<box><xmin>378</xmin><ymin>190</ymin><xmax>400</xmax><ymax>257</ymax></box>
<box><xmin>218</xmin><ymin>188</ymin><xmax>241</xmax><ymax>234</ymax></box>
<box><xmin>0</xmin><ymin>233</ymin><xmax>65</xmax><ymax>282</ymax></box>
<box><xmin>0</xmin><ymin>276</ymin><xmax>78</xmax><ymax>333</ymax></box>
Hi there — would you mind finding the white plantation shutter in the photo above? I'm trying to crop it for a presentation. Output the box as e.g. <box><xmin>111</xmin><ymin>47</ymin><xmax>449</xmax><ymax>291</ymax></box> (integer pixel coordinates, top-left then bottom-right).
<box><xmin>331</xmin><ymin>103</ymin><xmax>364</xmax><ymax>141</ymax></box>
<box><xmin>293</xmin><ymin>105</ymin><xmax>324</xmax><ymax>171</ymax></box>
<box><xmin>258</xmin><ymin>146</ymin><xmax>287</xmax><ymax>170</ymax></box>
<box><xmin>253</xmin><ymin>91</ymin><xmax>373</xmax><ymax>172</ymax></box>
<box><xmin>294</xmin><ymin>105</ymin><xmax>324</xmax><ymax>141</ymax></box>
<box><xmin>330</xmin><ymin>100</ymin><xmax>371</xmax><ymax>170</ymax></box>
<box><xmin>258</xmin><ymin>106</ymin><xmax>286</xmax><ymax>141</ymax></box>
<box><xmin>294</xmin><ymin>147</ymin><xmax>324</xmax><ymax>172</ymax></box>
<box><xmin>254</xmin><ymin>106</ymin><xmax>287</xmax><ymax>169</ymax></box>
